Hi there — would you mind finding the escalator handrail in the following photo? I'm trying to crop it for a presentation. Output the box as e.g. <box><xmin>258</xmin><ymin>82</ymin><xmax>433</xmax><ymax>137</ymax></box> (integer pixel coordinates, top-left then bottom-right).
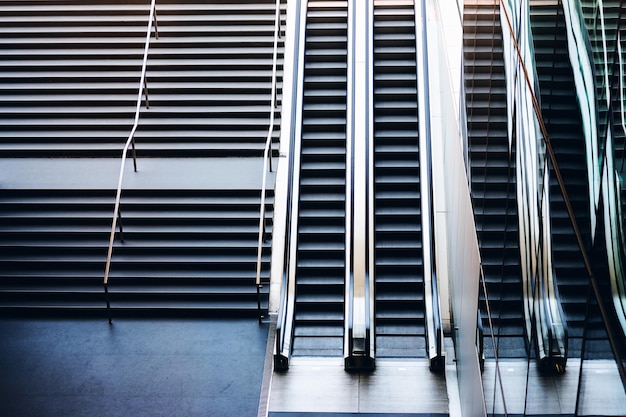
<box><xmin>345</xmin><ymin>0</ymin><xmax>355</xmax><ymax>362</ymax></box>
<box><xmin>103</xmin><ymin>0</ymin><xmax>158</xmax><ymax>290</ymax></box>
<box><xmin>365</xmin><ymin>0</ymin><xmax>374</xmax><ymax>360</ymax></box>
<box><xmin>415</xmin><ymin>0</ymin><xmax>444</xmax><ymax>370</ymax></box>
<box><xmin>538</xmin><ymin>264</ymin><xmax>568</xmax><ymax>368</ymax></box>
<box><xmin>256</xmin><ymin>0</ymin><xmax>284</xmax><ymax>320</ymax></box>
<box><xmin>345</xmin><ymin>0</ymin><xmax>373</xmax><ymax>367</ymax></box>
<box><xmin>618</xmin><ymin>30</ymin><xmax>626</xmax><ymax>149</ymax></box>
<box><xmin>501</xmin><ymin>0</ymin><xmax>626</xmax><ymax>387</ymax></box>
<box><xmin>605</xmin><ymin>29</ymin><xmax>626</xmax><ymax>335</ymax></box>
<box><xmin>431</xmin><ymin>269</ymin><xmax>443</xmax><ymax>359</ymax></box>
<box><xmin>275</xmin><ymin>0</ymin><xmax>305</xmax><ymax>369</ymax></box>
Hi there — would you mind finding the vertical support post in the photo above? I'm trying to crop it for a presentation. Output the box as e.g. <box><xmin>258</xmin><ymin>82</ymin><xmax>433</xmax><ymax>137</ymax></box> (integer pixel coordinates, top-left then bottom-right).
<box><xmin>117</xmin><ymin>209</ymin><xmax>125</xmax><ymax>243</ymax></box>
<box><xmin>131</xmin><ymin>131</ymin><xmax>138</xmax><ymax>173</ymax></box>
<box><xmin>153</xmin><ymin>6</ymin><xmax>159</xmax><ymax>39</ymax></box>
<box><xmin>104</xmin><ymin>283</ymin><xmax>112</xmax><ymax>325</ymax></box>
<box><xmin>269</xmin><ymin>149</ymin><xmax>273</xmax><ymax>173</ymax></box>
<box><xmin>143</xmin><ymin>78</ymin><xmax>150</xmax><ymax>109</ymax></box>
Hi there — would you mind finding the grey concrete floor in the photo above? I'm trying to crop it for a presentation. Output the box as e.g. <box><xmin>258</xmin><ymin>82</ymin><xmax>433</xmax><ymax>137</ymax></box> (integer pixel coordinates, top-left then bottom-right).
<box><xmin>0</xmin><ymin>318</ymin><xmax>269</xmax><ymax>417</ymax></box>
<box><xmin>268</xmin><ymin>358</ymin><xmax>448</xmax><ymax>415</ymax></box>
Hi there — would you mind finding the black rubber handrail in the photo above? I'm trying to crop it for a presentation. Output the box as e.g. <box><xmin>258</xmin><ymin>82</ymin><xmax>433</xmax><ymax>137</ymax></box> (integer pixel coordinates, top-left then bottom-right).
<box><xmin>501</xmin><ymin>0</ymin><xmax>626</xmax><ymax>388</ymax></box>
<box><xmin>274</xmin><ymin>0</ymin><xmax>305</xmax><ymax>370</ymax></box>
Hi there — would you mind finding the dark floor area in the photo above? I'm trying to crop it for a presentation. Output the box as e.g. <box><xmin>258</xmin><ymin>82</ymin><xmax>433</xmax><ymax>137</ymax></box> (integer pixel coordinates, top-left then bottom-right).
<box><xmin>0</xmin><ymin>318</ymin><xmax>269</xmax><ymax>417</ymax></box>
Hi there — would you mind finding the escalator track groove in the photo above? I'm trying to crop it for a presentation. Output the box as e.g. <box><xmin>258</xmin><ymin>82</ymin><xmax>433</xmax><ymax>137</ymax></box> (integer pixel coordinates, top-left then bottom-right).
<box><xmin>372</xmin><ymin>0</ymin><xmax>426</xmax><ymax>358</ymax></box>
<box><xmin>291</xmin><ymin>0</ymin><xmax>348</xmax><ymax>357</ymax></box>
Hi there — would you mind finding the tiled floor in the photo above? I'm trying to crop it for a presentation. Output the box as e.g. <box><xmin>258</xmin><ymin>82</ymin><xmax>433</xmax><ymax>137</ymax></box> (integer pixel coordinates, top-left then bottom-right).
<box><xmin>268</xmin><ymin>357</ymin><xmax>449</xmax><ymax>415</ymax></box>
<box><xmin>3</xmin><ymin>318</ymin><xmax>624</xmax><ymax>417</ymax></box>
<box><xmin>265</xmin><ymin>336</ymin><xmax>626</xmax><ymax>417</ymax></box>
<box><xmin>0</xmin><ymin>318</ymin><xmax>269</xmax><ymax>417</ymax></box>
<box><xmin>482</xmin><ymin>358</ymin><xmax>626</xmax><ymax>416</ymax></box>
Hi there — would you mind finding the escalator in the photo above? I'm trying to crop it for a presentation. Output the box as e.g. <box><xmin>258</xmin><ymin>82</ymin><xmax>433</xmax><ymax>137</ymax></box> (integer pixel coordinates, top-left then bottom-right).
<box><xmin>582</xmin><ymin>0</ymin><xmax>626</xmax><ymax>366</ymax></box>
<box><xmin>464</xmin><ymin>1</ymin><xmax>527</xmax><ymax>359</ymax></box>
<box><xmin>372</xmin><ymin>0</ymin><xmax>426</xmax><ymax>358</ymax></box>
<box><xmin>290</xmin><ymin>0</ymin><xmax>348</xmax><ymax>357</ymax></box>
<box><xmin>530</xmin><ymin>1</ymin><xmax>610</xmax><ymax>358</ymax></box>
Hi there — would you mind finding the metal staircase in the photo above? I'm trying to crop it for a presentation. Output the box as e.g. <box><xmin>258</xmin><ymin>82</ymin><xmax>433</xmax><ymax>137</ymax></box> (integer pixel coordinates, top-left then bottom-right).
<box><xmin>464</xmin><ymin>0</ymin><xmax>526</xmax><ymax>358</ymax></box>
<box><xmin>290</xmin><ymin>0</ymin><xmax>348</xmax><ymax>357</ymax></box>
<box><xmin>0</xmin><ymin>0</ymin><xmax>285</xmax><ymax>157</ymax></box>
<box><xmin>0</xmin><ymin>0</ymin><xmax>285</xmax><ymax>317</ymax></box>
<box><xmin>372</xmin><ymin>0</ymin><xmax>426</xmax><ymax>358</ymax></box>
<box><xmin>0</xmin><ymin>189</ymin><xmax>273</xmax><ymax>316</ymax></box>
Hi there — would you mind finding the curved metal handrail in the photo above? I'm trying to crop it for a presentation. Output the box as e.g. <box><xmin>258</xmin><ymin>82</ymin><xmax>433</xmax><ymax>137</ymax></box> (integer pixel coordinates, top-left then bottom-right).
<box><xmin>256</xmin><ymin>0</ymin><xmax>283</xmax><ymax>320</ymax></box>
<box><xmin>344</xmin><ymin>0</ymin><xmax>355</xmax><ymax>367</ymax></box>
<box><xmin>103</xmin><ymin>0</ymin><xmax>158</xmax><ymax>321</ymax></box>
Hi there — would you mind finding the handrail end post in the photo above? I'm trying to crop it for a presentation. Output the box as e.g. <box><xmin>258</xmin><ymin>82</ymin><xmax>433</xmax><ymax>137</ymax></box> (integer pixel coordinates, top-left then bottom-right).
<box><xmin>257</xmin><ymin>283</ymin><xmax>265</xmax><ymax>323</ymax></box>
<box><xmin>104</xmin><ymin>282</ymin><xmax>112</xmax><ymax>325</ymax></box>
<box><xmin>273</xmin><ymin>353</ymin><xmax>289</xmax><ymax>372</ymax></box>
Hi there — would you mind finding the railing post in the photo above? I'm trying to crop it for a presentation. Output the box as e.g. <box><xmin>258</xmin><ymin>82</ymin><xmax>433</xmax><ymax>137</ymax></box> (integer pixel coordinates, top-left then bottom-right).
<box><xmin>269</xmin><ymin>148</ymin><xmax>273</xmax><ymax>173</ymax></box>
<box><xmin>104</xmin><ymin>283</ymin><xmax>112</xmax><ymax>325</ymax></box>
<box><xmin>257</xmin><ymin>283</ymin><xmax>263</xmax><ymax>323</ymax></box>
<box><xmin>117</xmin><ymin>209</ymin><xmax>125</xmax><ymax>243</ymax></box>
<box><xmin>153</xmin><ymin>6</ymin><xmax>159</xmax><ymax>39</ymax></box>
<box><xmin>143</xmin><ymin>78</ymin><xmax>150</xmax><ymax>109</ymax></box>
<box><xmin>131</xmin><ymin>136</ymin><xmax>138</xmax><ymax>172</ymax></box>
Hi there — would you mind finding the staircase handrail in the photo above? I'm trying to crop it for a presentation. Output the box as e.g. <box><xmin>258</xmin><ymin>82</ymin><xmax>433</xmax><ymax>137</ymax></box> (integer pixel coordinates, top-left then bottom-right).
<box><xmin>103</xmin><ymin>0</ymin><xmax>158</xmax><ymax>320</ymax></box>
<box><xmin>256</xmin><ymin>0</ymin><xmax>283</xmax><ymax>320</ymax></box>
